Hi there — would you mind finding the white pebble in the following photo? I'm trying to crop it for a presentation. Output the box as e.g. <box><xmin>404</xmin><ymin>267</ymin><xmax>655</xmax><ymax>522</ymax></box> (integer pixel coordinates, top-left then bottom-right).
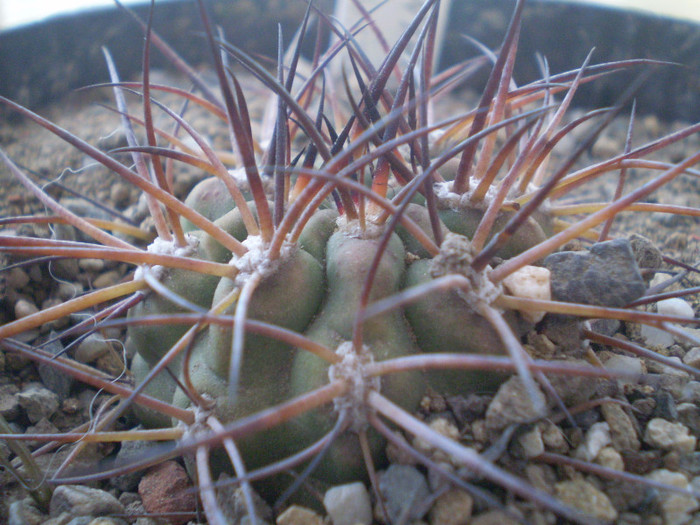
<box><xmin>324</xmin><ymin>482</ymin><xmax>372</xmax><ymax>525</ymax></box>
<box><xmin>603</xmin><ymin>355</ymin><xmax>645</xmax><ymax>385</ymax></box>
<box><xmin>644</xmin><ymin>418</ymin><xmax>696</xmax><ymax>453</ymax></box>
<box><xmin>517</xmin><ymin>425</ymin><xmax>545</xmax><ymax>459</ymax></box>
<box><xmin>501</xmin><ymin>265</ymin><xmax>551</xmax><ymax>323</ymax></box>
<box><xmin>595</xmin><ymin>446</ymin><xmax>624</xmax><ymax>471</ymax></box>
<box><xmin>74</xmin><ymin>334</ymin><xmax>112</xmax><ymax>364</ymax></box>
<box><xmin>683</xmin><ymin>347</ymin><xmax>700</xmax><ymax>368</ymax></box>
<box><xmin>658</xmin><ymin>298</ymin><xmax>695</xmax><ymax>318</ymax></box>
<box><xmin>641</xmin><ymin>298</ymin><xmax>696</xmax><ymax>348</ymax></box>
<box><xmin>646</xmin><ymin>469</ymin><xmax>698</xmax><ymax>525</ymax></box>
<box><xmin>575</xmin><ymin>422</ymin><xmax>611</xmax><ymax>462</ymax></box>
<box><xmin>640</xmin><ymin>325</ymin><xmax>674</xmax><ymax>348</ymax></box>
<box><xmin>14</xmin><ymin>298</ymin><xmax>38</xmax><ymax>319</ymax></box>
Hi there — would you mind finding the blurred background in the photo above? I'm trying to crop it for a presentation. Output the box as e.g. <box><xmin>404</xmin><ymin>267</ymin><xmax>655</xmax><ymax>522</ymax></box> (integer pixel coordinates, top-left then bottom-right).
<box><xmin>0</xmin><ymin>0</ymin><xmax>699</xmax><ymax>30</ymax></box>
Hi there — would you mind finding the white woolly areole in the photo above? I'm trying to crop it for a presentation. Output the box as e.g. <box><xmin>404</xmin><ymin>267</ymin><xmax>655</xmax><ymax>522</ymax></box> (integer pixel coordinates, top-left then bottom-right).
<box><xmin>435</xmin><ymin>179</ymin><xmax>499</xmax><ymax>212</ymax></box>
<box><xmin>232</xmin><ymin>235</ymin><xmax>292</xmax><ymax>287</ymax></box>
<box><xmin>133</xmin><ymin>233</ymin><xmax>199</xmax><ymax>282</ymax></box>
<box><xmin>177</xmin><ymin>395</ymin><xmax>214</xmax><ymax>439</ymax></box>
<box><xmin>336</xmin><ymin>216</ymin><xmax>385</xmax><ymax>239</ymax></box>
<box><xmin>328</xmin><ymin>342</ymin><xmax>381</xmax><ymax>432</ymax></box>
<box><xmin>228</xmin><ymin>167</ymin><xmax>273</xmax><ymax>195</ymax></box>
<box><xmin>429</xmin><ymin>232</ymin><xmax>502</xmax><ymax>311</ymax></box>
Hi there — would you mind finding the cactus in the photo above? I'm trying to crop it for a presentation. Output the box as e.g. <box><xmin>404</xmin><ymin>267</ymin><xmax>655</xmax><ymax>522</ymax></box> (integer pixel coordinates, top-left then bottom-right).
<box><xmin>1</xmin><ymin>0</ymin><xmax>699</xmax><ymax>523</ymax></box>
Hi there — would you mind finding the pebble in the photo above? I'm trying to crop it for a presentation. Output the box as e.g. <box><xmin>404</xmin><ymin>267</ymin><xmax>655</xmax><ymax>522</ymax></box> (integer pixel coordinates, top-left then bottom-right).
<box><xmin>8</xmin><ymin>498</ymin><xmax>47</xmax><ymax>525</ymax></box>
<box><xmin>26</xmin><ymin>417</ymin><xmax>60</xmax><ymax>447</ymax></box>
<box><xmin>641</xmin><ymin>298</ymin><xmax>696</xmax><ymax>348</ymax></box>
<box><xmin>378</xmin><ymin>464</ymin><xmax>430</xmax><ymax>522</ymax></box>
<box><xmin>74</xmin><ymin>333</ymin><xmax>112</xmax><ymax>364</ymax></box>
<box><xmin>324</xmin><ymin>482</ymin><xmax>372</xmax><ymax>525</ymax></box>
<box><xmin>276</xmin><ymin>506</ymin><xmax>323</xmax><ymax>525</ymax></box>
<box><xmin>644</xmin><ymin>418</ymin><xmax>697</xmax><ymax>454</ymax></box>
<box><xmin>17</xmin><ymin>382</ymin><xmax>59</xmax><ymax>423</ymax></box>
<box><xmin>601</xmin><ymin>402</ymin><xmax>640</xmax><ymax>451</ymax></box>
<box><xmin>677</xmin><ymin>403</ymin><xmax>700</xmax><ymax>436</ymax></box>
<box><xmin>57</xmin><ymin>281</ymin><xmax>85</xmax><ymax>300</ymax></box>
<box><xmin>554</xmin><ymin>479</ymin><xmax>618</xmax><ymax>523</ymax></box>
<box><xmin>37</xmin><ymin>334</ymin><xmax>73</xmax><ymax>400</ymax></box>
<box><xmin>575</xmin><ymin>422</ymin><xmax>611</xmax><ymax>462</ymax></box>
<box><xmin>525</xmin><ymin>464</ymin><xmax>556</xmax><ymax>494</ymax></box>
<box><xmin>646</xmin><ymin>469</ymin><xmax>699</xmax><ymax>525</ymax></box>
<box><xmin>41</xmin><ymin>298</ymin><xmax>70</xmax><ymax>330</ymax></box>
<box><xmin>658</xmin><ymin>297</ymin><xmax>696</xmax><ymax>319</ymax></box>
<box><xmin>621</xmin><ymin>449</ymin><xmax>663</xmax><ymax>475</ymax></box>
<box><xmin>640</xmin><ymin>324</ymin><xmax>674</xmax><ymax>348</ymax></box>
<box><xmin>647</xmin><ymin>356</ymin><xmax>690</xmax><ymax>378</ymax></box>
<box><xmin>49</xmin><ymin>485</ymin><xmax>125</xmax><ymax>519</ymax></box>
<box><xmin>110</xmin><ymin>183</ymin><xmax>132</xmax><ymax>208</ymax></box>
<box><xmin>109</xmin><ymin>433</ymin><xmax>159</xmax><ymax>492</ymax></box>
<box><xmin>515</xmin><ymin>425</ymin><xmax>545</xmax><ymax>459</ymax></box>
<box><xmin>93</xmin><ymin>270</ymin><xmax>122</xmax><ymax>289</ymax></box>
<box><xmin>545</xmin><ymin>359</ymin><xmax>599</xmax><ymax>406</ymax></box>
<box><xmin>213</xmin><ymin>478</ymin><xmax>272</xmax><ymax>524</ymax></box>
<box><xmin>14</xmin><ymin>297</ymin><xmax>39</xmax><ymax>318</ymax></box>
<box><xmin>413</xmin><ymin>417</ymin><xmax>460</xmax><ymax>464</ymax></box>
<box><xmin>501</xmin><ymin>265</ymin><xmax>551</xmax><ymax>323</ymax></box>
<box><xmin>628</xmin><ymin>233</ymin><xmax>663</xmax><ymax>275</ymax></box>
<box><xmin>6</xmin><ymin>267</ymin><xmax>30</xmax><ymax>289</ymax></box>
<box><xmin>680</xmin><ymin>381</ymin><xmax>700</xmax><ymax>404</ymax></box>
<box><xmin>544</xmin><ymin>238</ymin><xmax>645</xmax><ymax>307</ymax></box>
<box><xmin>679</xmin><ymin>452</ymin><xmax>700</xmax><ymax>476</ymax></box>
<box><xmin>0</xmin><ymin>383</ymin><xmax>21</xmax><ymax>420</ymax></box>
<box><xmin>429</xmin><ymin>489</ymin><xmax>473</xmax><ymax>525</ymax></box>
<box><xmin>540</xmin><ymin>420</ymin><xmax>569</xmax><ymax>454</ymax></box>
<box><xmin>653</xmin><ymin>389</ymin><xmax>678</xmax><ymax>420</ymax></box>
<box><xmin>595</xmin><ymin>446</ymin><xmax>625</xmax><ymax>470</ymax></box>
<box><xmin>138</xmin><ymin>461</ymin><xmax>197</xmax><ymax>525</ymax></box>
<box><xmin>683</xmin><ymin>347</ymin><xmax>700</xmax><ymax>368</ymax></box>
<box><xmin>51</xmin><ymin>258</ymin><xmax>80</xmax><ymax>280</ymax></box>
<box><xmin>485</xmin><ymin>376</ymin><xmax>548</xmax><ymax>433</ymax></box>
<box><xmin>603</xmin><ymin>354</ymin><xmax>646</xmax><ymax>386</ymax></box>
<box><xmin>79</xmin><ymin>258</ymin><xmax>106</xmax><ymax>273</ymax></box>
<box><xmin>652</xmin><ymin>372</ymin><xmax>690</xmax><ymax>399</ymax></box>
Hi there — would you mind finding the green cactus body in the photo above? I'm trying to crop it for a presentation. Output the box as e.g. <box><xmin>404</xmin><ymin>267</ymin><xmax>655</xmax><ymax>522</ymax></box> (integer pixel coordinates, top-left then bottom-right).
<box><xmin>130</xmin><ymin>351</ymin><xmax>183</xmax><ymax>429</ymax></box>
<box><xmin>128</xmin><ymin>178</ymin><xmax>548</xmax><ymax>483</ymax></box>
<box><xmin>168</xmin><ymin>243</ymin><xmax>324</xmax><ymax>475</ymax></box>
<box><xmin>126</xmin><ymin>237</ymin><xmax>220</xmax><ymax>364</ymax></box>
<box><xmin>439</xmin><ymin>207</ymin><xmax>549</xmax><ymax>260</ymax></box>
<box><xmin>404</xmin><ymin>257</ymin><xmax>526</xmax><ymax>394</ymax></box>
<box><xmin>289</xmin><ymin>228</ymin><xmax>425</xmax><ymax>482</ymax></box>
<box><xmin>205</xmin><ymin>245</ymin><xmax>324</xmax><ymax>380</ymax></box>
<box><xmin>395</xmin><ymin>202</ymin><xmax>448</xmax><ymax>259</ymax></box>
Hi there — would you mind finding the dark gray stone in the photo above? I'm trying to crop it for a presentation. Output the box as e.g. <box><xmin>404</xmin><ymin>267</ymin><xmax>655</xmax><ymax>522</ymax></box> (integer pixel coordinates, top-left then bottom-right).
<box><xmin>544</xmin><ymin>238</ymin><xmax>646</xmax><ymax>307</ymax></box>
<box><xmin>109</xmin><ymin>432</ymin><xmax>159</xmax><ymax>492</ymax></box>
<box><xmin>628</xmin><ymin>234</ymin><xmax>663</xmax><ymax>274</ymax></box>
<box><xmin>38</xmin><ymin>332</ymin><xmax>73</xmax><ymax>400</ymax></box>
<box><xmin>653</xmin><ymin>390</ymin><xmax>678</xmax><ymax>421</ymax></box>
<box><xmin>378</xmin><ymin>464</ymin><xmax>430</xmax><ymax>522</ymax></box>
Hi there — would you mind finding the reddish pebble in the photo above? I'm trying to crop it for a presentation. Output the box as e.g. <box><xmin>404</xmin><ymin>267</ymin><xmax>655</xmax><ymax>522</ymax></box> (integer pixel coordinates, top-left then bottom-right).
<box><xmin>138</xmin><ymin>460</ymin><xmax>197</xmax><ymax>525</ymax></box>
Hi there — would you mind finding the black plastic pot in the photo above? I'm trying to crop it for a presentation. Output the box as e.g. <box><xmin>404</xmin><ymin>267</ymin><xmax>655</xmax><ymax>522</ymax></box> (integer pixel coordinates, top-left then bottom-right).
<box><xmin>0</xmin><ymin>0</ymin><xmax>698</xmax><ymax>120</ymax></box>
